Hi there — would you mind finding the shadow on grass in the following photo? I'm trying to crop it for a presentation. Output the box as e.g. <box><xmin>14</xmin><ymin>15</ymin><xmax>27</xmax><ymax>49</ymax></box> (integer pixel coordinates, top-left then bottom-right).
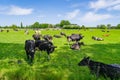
<box><xmin>0</xmin><ymin>42</ymin><xmax>36</xmax><ymax>66</ymax></box>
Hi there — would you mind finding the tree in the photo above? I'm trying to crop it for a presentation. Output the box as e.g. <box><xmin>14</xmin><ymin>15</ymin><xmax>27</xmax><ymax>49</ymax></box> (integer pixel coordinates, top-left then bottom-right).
<box><xmin>116</xmin><ymin>24</ymin><xmax>120</xmax><ymax>29</ymax></box>
<box><xmin>60</xmin><ymin>20</ymin><xmax>71</xmax><ymax>27</ymax></box>
<box><xmin>107</xmin><ymin>24</ymin><xmax>111</xmax><ymax>29</ymax></box>
<box><xmin>20</xmin><ymin>22</ymin><xmax>23</xmax><ymax>28</ymax></box>
<box><xmin>40</xmin><ymin>23</ymin><xmax>49</xmax><ymax>28</ymax></box>
<box><xmin>100</xmin><ymin>24</ymin><xmax>107</xmax><ymax>29</ymax></box>
<box><xmin>11</xmin><ymin>24</ymin><xmax>18</xmax><ymax>30</ymax></box>
<box><xmin>48</xmin><ymin>24</ymin><xmax>53</xmax><ymax>28</ymax></box>
<box><xmin>81</xmin><ymin>25</ymin><xmax>85</xmax><ymax>29</ymax></box>
<box><xmin>55</xmin><ymin>24</ymin><xmax>61</xmax><ymax>28</ymax></box>
<box><xmin>32</xmin><ymin>22</ymin><xmax>40</xmax><ymax>28</ymax></box>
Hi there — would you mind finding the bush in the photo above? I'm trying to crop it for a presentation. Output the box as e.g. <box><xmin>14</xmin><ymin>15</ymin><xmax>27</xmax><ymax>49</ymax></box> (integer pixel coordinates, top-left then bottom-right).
<box><xmin>63</xmin><ymin>25</ymin><xmax>80</xmax><ymax>29</ymax></box>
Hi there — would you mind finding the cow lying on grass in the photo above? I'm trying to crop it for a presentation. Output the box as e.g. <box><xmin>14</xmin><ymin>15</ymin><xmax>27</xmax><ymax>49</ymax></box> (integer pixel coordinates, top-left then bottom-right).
<box><xmin>35</xmin><ymin>40</ymin><xmax>57</xmax><ymax>60</ymax></box>
<box><xmin>92</xmin><ymin>36</ymin><xmax>104</xmax><ymax>41</ymax></box>
<box><xmin>25</xmin><ymin>40</ymin><xmax>35</xmax><ymax>63</ymax></box>
<box><xmin>78</xmin><ymin>57</ymin><xmax>120</xmax><ymax>80</ymax></box>
<box><xmin>70</xmin><ymin>42</ymin><xmax>84</xmax><ymax>50</ymax></box>
<box><xmin>67</xmin><ymin>34</ymin><xmax>84</xmax><ymax>42</ymax></box>
<box><xmin>43</xmin><ymin>35</ymin><xmax>53</xmax><ymax>42</ymax></box>
<box><xmin>53</xmin><ymin>35</ymin><xmax>62</xmax><ymax>38</ymax></box>
<box><xmin>60</xmin><ymin>32</ymin><xmax>66</xmax><ymax>37</ymax></box>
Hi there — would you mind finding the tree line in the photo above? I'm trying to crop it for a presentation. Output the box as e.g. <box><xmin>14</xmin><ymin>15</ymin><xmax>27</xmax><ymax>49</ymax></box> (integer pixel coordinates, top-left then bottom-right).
<box><xmin>0</xmin><ymin>20</ymin><xmax>120</xmax><ymax>29</ymax></box>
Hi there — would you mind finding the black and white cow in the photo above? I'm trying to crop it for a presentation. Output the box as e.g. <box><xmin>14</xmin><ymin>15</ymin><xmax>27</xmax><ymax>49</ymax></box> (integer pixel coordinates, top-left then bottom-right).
<box><xmin>92</xmin><ymin>36</ymin><xmax>104</xmax><ymax>41</ymax></box>
<box><xmin>60</xmin><ymin>32</ymin><xmax>66</xmax><ymax>37</ymax></box>
<box><xmin>32</xmin><ymin>34</ymin><xmax>41</xmax><ymax>40</ymax></box>
<box><xmin>70</xmin><ymin>42</ymin><xmax>84</xmax><ymax>50</ymax></box>
<box><xmin>78</xmin><ymin>57</ymin><xmax>120</xmax><ymax>80</ymax></box>
<box><xmin>67</xmin><ymin>34</ymin><xmax>84</xmax><ymax>42</ymax></box>
<box><xmin>25</xmin><ymin>40</ymin><xmax>35</xmax><ymax>62</ymax></box>
<box><xmin>35</xmin><ymin>40</ymin><xmax>57</xmax><ymax>60</ymax></box>
<box><xmin>43</xmin><ymin>35</ymin><xmax>53</xmax><ymax>42</ymax></box>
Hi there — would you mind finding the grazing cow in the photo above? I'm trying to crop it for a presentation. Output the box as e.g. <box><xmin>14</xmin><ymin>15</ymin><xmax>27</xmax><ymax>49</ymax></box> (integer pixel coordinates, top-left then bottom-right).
<box><xmin>60</xmin><ymin>32</ymin><xmax>66</xmax><ymax>37</ymax></box>
<box><xmin>6</xmin><ymin>29</ymin><xmax>9</xmax><ymax>32</ymax></box>
<box><xmin>53</xmin><ymin>35</ymin><xmax>62</xmax><ymax>38</ymax></box>
<box><xmin>25</xmin><ymin>40</ymin><xmax>35</xmax><ymax>62</ymax></box>
<box><xmin>35</xmin><ymin>40</ymin><xmax>57</xmax><ymax>60</ymax></box>
<box><xmin>92</xmin><ymin>36</ymin><xmax>104</xmax><ymax>41</ymax></box>
<box><xmin>78</xmin><ymin>57</ymin><xmax>120</xmax><ymax>80</ymax></box>
<box><xmin>32</xmin><ymin>34</ymin><xmax>41</xmax><ymax>40</ymax></box>
<box><xmin>70</xmin><ymin>42</ymin><xmax>84</xmax><ymax>50</ymax></box>
<box><xmin>43</xmin><ymin>35</ymin><xmax>53</xmax><ymax>42</ymax></box>
<box><xmin>101</xmin><ymin>30</ymin><xmax>105</xmax><ymax>32</ymax></box>
<box><xmin>0</xmin><ymin>29</ymin><xmax>4</xmax><ymax>32</ymax></box>
<box><xmin>67</xmin><ymin>34</ymin><xmax>84</xmax><ymax>42</ymax></box>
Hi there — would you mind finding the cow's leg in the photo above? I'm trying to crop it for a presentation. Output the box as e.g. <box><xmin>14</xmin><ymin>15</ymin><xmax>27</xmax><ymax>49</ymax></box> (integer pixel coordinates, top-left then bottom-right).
<box><xmin>96</xmin><ymin>65</ymin><xmax>100</xmax><ymax>80</ymax></box>
<box><xmin>30</xmin><ymin>53</ymin><xmax>34</xmax><ymax>63</ymax></box>
<box><xmin>26</xmin><ymin>51</ymin><xmax>29</xmax><ymax>60</ymax></box>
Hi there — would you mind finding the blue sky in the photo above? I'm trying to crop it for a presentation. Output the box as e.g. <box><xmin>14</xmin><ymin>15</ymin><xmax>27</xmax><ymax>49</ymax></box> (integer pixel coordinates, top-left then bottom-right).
<box><xmin>0</xmin><ymin>0</ymin><xmax>120</xmax><ymax>27</ymax></box>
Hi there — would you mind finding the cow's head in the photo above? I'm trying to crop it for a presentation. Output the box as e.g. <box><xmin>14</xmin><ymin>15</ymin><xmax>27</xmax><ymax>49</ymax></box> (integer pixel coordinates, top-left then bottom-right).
<box><xmin>32</xmin><ymin>34</ymin><xmax>41</xmax><ymax>40</ymax></box>
<box><xmin>78</xmin><ymin>57</ymin><xmax>90</xmax><ymax>66</ymax></box>
<box><xmin>29</xmin><ymin>42</ymin><xmax>35</xmax><ymax>53</ymax></box>
<box><xmin>48</xmin><ymin>45</ymin><xmax>57</xmax><ymax>53</ymax></box>
<box><xmin>67</xmin><ymin>36</ymin><xmax>71</xmax><ymax>42</ymax></box>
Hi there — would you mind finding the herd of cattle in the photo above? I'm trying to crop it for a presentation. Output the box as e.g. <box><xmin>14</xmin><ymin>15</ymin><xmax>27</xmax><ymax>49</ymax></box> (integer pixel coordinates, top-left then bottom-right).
<box><xmin>25</xmin><ymin>30</ymin><xmax>84</xmax><ymax>62</ymax></box>
<box><xmin>0</xmin><ymin>29</ymin><xmax>120</xmax><ymax>80</ymax></box>
<box><xmin>24</xmin><ymin>29</ymin><xmax>120</xmax><ymax>80</ymax></box>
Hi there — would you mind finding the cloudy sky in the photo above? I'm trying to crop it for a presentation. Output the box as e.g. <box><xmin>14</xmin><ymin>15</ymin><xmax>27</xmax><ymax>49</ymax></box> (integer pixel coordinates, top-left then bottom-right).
<box><xmin>0</xmin><ymin>0</ymin><xmax>120</xmax><ymax>27</ymax></box>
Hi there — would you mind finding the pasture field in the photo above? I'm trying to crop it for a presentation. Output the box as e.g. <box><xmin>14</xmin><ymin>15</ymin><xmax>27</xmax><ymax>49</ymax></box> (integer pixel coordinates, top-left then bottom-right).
<box><xmin>0</xmin><ymin>29</ymin><xmax>120</xmax><ymax>80</ymax></box>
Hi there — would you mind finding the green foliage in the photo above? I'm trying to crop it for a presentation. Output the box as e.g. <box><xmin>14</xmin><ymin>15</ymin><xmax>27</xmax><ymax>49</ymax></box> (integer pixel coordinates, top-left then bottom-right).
<box><xmin>60</xmin><ymin>20</ymin><xmax>71</xmax><ymax>27</ymax></box>
<box><xmin>97</xmin><ymin>24</ymin><xmax>107</xmax><ymax>29</ymax></box>
<box><xmin>31</xmin><ymin>22</ymin><xmax>40</xmax><ymax>28</ymax></box>
<box><xmin>40</xmin><ymin>23</ymin><xmax>49</xmax><ymax>28</ymax></box>
<box><xmin>116</xmin><ymin>24</ymin><xmax>120</xmax><ymax>29</ymax></box>
<box><xmin>20</xmin><ymin>22</ymin><xmax>23</xmax><ymax>28</ymax></box>
<box><xmin>48</xmin><ymin>24</ymin><xmax>54</xmax><ymax>28</ymax></box>
<box><xmin>107</xmin><ymin>24</ymin><xmax>111</xmax><ymax>29</ymax></box>
<box><xmin>10</xmin><ymin>24</ymin><xmax>18</xmax><ymax>30</ymax></box>
<box><xmin>63</xmin><ymin>25</ymin><xmax>80</xmax><ymax>29</ymax></box>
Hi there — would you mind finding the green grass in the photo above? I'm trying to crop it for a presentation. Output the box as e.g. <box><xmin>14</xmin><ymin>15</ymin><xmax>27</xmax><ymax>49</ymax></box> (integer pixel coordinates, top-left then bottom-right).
<box><xmin>0</xmin><ymin>29</ymin><xmax>120</xmax><ymax>80</ymax></box>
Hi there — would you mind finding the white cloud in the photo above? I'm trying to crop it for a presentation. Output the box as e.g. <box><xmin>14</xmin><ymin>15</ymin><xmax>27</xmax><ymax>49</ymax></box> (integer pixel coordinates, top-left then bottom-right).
<box><xmin>81</xmin><ymin>12</ymin><xmax>112</xmax><ymax>23</ymax></box>
<box><xmin>57</xmin><ymin>14</ymin><xmax>62</xmax><ymax>17</ymax></box>
<box><xmin>0</xmin><ymin>5</ymin><xmax>33</xmax><ymax>15</ymax></box>
<box><xmin>37</xmin><ymin>15</ymin><xmax>46</xmax><ymax>18</ymax></box>
<box><xmin>65</xmin><ymin>9</ymin><xmax>80</xmax><ymax>19</ymax></box>
<box><xmin>108</xmin><ymin>4</ymin><xmax>120</xmax><ymax>10</ymax></box>
<box><xmin>89</xmin><ymin>0</ymin><xmax>120</xmax><ymax>11</ymax></box>
<box><xmin>8</xmin><ymin>5</ymin><xmax>33</xmax><ymax>15</ymax></box>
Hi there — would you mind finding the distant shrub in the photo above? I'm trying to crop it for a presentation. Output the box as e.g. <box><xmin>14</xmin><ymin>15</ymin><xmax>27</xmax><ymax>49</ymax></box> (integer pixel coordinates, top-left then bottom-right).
<box><xmin>63</xmin><ymin>25</ymin><xmax>80</xmax><ymax>29</ymax></box>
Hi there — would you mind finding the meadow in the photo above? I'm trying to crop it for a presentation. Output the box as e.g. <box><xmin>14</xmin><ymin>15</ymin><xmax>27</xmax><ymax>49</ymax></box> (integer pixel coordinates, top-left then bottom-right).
<box><xmin>0</xmin><ymin>29</ymin><xmax>120</xmax><ymax>80</ymax></box>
